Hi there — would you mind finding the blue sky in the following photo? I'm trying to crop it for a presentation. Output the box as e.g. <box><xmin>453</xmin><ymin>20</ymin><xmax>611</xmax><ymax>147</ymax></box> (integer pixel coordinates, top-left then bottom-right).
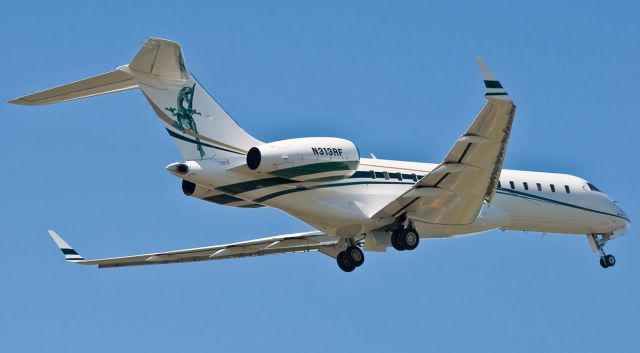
<box><xmin>2</xmin><ymin>1</ymin><xmax>639</xmax><ymax>352</ymax></box>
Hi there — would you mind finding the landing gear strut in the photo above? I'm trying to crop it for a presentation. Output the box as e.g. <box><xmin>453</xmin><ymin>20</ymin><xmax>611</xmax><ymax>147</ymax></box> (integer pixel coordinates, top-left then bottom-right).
<box><xmin>391</xmin><ymin>225</ymin><xmax>420</xmax><ymax>251</ymax></box>
<box><xmin>589</xmin><ymin>233</ymin><xmax>616</xmax><ymax>269</ymax></box>
<box><xmin>337</xmin><ymin>245</ymin><xmax>364</xmax><ymax>272</ymax></box>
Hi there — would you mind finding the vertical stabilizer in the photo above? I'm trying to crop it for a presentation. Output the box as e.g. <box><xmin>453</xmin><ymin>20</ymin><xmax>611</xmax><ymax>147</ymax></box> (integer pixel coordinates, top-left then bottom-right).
<box><xmin>124</xmin><ymin>38</ymin><xmax>262</xmax><ymax>159</ymax></box>
<box><xmin>10</xmin><ymin>37</ymin><xmax>262</xmax><ymax>160</ymax></box>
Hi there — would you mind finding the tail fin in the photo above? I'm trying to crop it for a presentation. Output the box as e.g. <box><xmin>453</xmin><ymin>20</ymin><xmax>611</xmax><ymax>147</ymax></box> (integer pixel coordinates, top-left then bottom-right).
<box><xmin>10</xmin><ymin>38</ymin><xmax>262</xmax><ymax>160</ymax></box>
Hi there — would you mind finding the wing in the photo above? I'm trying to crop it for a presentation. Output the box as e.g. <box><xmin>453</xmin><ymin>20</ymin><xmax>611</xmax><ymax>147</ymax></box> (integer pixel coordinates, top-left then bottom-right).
<box><xmin>47</xmin><ymin>229</ymin><xmax>338</xmax><ymax>268</ymax></box>
<box><xmin>372</xmin><ymin>58</ymin><xmax>516</xmax><ymax>225</ymax></box>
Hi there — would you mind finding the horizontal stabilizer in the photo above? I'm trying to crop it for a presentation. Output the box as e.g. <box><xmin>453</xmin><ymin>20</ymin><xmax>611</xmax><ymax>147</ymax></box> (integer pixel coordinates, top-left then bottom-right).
<box><xmin>9</xmin><ymin>70</ymin><xmax>137</xmax><ymax>106</ymax></box>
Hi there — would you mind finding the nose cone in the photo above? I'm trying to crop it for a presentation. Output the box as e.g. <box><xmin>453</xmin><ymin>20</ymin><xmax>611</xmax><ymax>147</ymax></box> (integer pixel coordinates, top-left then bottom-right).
<box><xmin>616</xmin><ymin>204</ymin><xmax>630</xmax><ymax>222</ymax></box>
<box><xmin>612</xmin><ymin>202</ymin><xmax>630</xmax><ymax>235</ymax></box>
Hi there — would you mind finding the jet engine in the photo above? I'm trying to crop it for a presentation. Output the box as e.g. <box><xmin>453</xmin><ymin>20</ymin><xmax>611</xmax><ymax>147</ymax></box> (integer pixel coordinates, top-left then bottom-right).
<box><xmin>246</xmin><ymin>137</ymin><xmax>360</xmax><ymax>181</ymax></box>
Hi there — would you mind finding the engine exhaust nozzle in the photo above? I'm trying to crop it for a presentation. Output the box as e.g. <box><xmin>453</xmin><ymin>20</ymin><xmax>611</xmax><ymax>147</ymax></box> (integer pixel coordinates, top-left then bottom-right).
<box><xmin>166</xmin><ymin>162</ymin><xmax>190</xmax><ymax>176</ymax></box>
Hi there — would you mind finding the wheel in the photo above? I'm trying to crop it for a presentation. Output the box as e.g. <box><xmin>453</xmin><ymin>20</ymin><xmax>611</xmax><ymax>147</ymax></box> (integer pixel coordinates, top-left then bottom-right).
<box><xmin>337</xmin><ymin>251</ymin><xmax>355</xmax><ymax>272</ymax></box>
<box><xmin>391</xmin><ymin>229</ymin><xmax>405</xmax><ymax>251</ymax></box>
<box><xmin>345</xmin><ymin>246</ymin><xmax>365</xmax><ymax>267</ymax></box>
<box><xmin>604</xmin><ymin>254</ymin><xmax>616</xmax><ymax>267</ymax></box>
<box><xmin>403</xmin><ymin>229</ymin><xmax>420</xmax><ymax>250</ymax></box>
<box><xmin>396</xmin><ymin>230</ymin><xmax>409</xmax><ymax>250</ymax></box>
<box><xmin>599</xmin><ymin>257</ymin><xmax>608</xmax><ymax>268</ymax></box>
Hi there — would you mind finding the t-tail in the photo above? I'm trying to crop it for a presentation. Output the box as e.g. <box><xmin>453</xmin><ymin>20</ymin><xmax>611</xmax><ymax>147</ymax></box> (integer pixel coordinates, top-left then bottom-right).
<box><xmin>10</xmin><ymin>38</ymin><xmax>262</xmax><ymax>160</ymax></box>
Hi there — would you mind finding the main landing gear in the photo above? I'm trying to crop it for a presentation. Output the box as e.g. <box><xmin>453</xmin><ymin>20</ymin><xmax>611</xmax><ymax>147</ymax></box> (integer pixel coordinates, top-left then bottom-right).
<box><xmin>589</xmin><ymin>233</ymin><xmax>616</xmax><ymax>269</ymax></box>
<box><xmin>391</xmin><ymin>226</ymin><xmax>420</xmax><ymax>251</ymax></box>
<box><xmin>334</xmin><ymin>223</ymin><xmax>420</xmax><ymax>272</ymax></box>
<box><xmin>336</xmin><ymin>245</ymin><xmax>365</xmax><ymax>272</ymax></box>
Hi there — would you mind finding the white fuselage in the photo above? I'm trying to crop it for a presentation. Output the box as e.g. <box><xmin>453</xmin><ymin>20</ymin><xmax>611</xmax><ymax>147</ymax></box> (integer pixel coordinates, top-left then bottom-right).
<box><xmin>179</xmin><ymin>157</ymin><xmax>630</xmax><ymax>239</ymax></box>
<box><xmin>14</xmin><ymin>37</ymin><xmax>629</xmax><ymax>271</ymax></box>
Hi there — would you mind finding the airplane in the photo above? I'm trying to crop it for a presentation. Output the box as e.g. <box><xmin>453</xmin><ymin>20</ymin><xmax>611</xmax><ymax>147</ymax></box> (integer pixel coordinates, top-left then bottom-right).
<box><xmin>10</xmin><ymin>38</ymin><xmax>630</xmax><ymax>272</ymax></box>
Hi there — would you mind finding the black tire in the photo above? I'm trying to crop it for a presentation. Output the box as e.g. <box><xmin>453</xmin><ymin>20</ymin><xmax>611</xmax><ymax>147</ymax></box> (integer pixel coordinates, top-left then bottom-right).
<box><xmin>346</xmin><ymin>246</ymin><xmax>365</xmax><ymax>267</ymax></box>
<box><xmin>337</xmin><ymin>251</ymin><xmax>355</xmax><ymax>272</ymax></box>
<box><xmin>403</xmin><ymin>229</ymin><xmax>420</xmax><ymax>251</ymax></box>
<box><xmin>391</xmin><ymin>229</ymin><xmax>405</xmax><ymax>251</ymax></box>
<box><xmin>599</xmin><ymin>257</ymin><xmax>608</xmax><ymax>268</ymax></box>
<box><xmin>604</xmin><ymin>254</ymin><xmax>616</xmax><ymax>267</ymax></box>
<box><xmin>396</xmin><ymin>230</ymin><xmax>408</xmax><ymax>250</ymax></box>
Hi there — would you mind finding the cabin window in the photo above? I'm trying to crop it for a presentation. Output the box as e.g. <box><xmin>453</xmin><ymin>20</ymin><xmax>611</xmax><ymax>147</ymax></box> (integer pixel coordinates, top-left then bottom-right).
<box><xmin>383</xmin><ymin>171</ymin><xmax>389</xmax><ymax>180</ymax></box>
<box><xmin>523</xmin><ymin>182</ymin><xmax>529</xmax><ymax>190</ymax></box>
<box><xmin>411</xmin><ymin>173</ymin><xmax>418</xmax><ymax>182</ymax></box>
<box><xmin>509</xmin><ymin>181</ymin><xmax>515</xmax><ymax>189</ymax></box>
<box><xmin>536</xmin><ymin>183</ymin><xmax>542</xmax><ymax>191</ymax></box>
<box><xmin>498</xmin><ymin>181</ymin><xmax>502</xmax><ymax>189</ymax></box>
<box><xmin>370</xmin><ymin>170</ymin><xmax>376</xmax><ymax>179</ymax></box>
<box><xmin>375</xmin><ymin>172</ymin><xmax>384</xmax><ymax>179</ymax></box>
<box><xmin>565</xmin><ymin>185</ymin><xmax>570</xmax><ymax>193</ymax></box>
<box><xmin>550</xmin><ymin>184</ymin><xmax>556</xmax><ymax>192</ymax></box>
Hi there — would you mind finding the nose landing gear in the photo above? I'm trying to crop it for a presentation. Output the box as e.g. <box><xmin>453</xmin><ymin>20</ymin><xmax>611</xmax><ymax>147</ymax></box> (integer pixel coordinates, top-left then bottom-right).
<box><xmin>599</xmin><ymin>254</ymin><xmax>616</xmax><ymax>268</ymax></box>
<box><xmin>589</xmin><ymin>233</ymin><xmax>616</xmax><ymax>269</ymax></box>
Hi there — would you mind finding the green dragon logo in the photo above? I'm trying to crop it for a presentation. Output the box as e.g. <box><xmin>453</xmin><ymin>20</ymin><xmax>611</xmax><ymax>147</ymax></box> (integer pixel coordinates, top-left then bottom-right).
<box><xmin>165</xmin><ymin>83</ymin><xmax>205</xmax><ymax>158</ymax></box>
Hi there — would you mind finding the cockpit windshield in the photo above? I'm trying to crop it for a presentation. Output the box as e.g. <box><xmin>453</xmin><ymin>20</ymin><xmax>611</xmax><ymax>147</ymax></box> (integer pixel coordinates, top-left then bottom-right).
<box><xmin>587</xmin><ymin>182</ymin><xmax>601</xmax><ymax>192</ymax></box>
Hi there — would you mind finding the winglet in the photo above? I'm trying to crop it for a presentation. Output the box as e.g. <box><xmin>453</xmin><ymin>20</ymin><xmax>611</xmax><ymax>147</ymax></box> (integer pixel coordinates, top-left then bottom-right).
<box><xmin>476</xmin><ymin>57</ymin><xmax>511</xmax><ymax>101</ymax></box>
<box><xmin>47</xmin><ymin>230</ymin><xmax>85</xmax><ymax>263</ymax></box>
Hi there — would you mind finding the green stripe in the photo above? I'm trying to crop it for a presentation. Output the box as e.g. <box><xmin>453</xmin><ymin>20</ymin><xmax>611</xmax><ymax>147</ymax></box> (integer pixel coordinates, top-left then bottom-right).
<box><xmin>238</xmin><ymin>204</ymin><xmax>265</xmax><ymax>209</ymax></box>
<box><xmin>166</xmin><ymin>129</ymin><xmax>244</xmax><ymax>155</ymax></box>
<box><xmin>216</xmin><ymin>177</ymin><xmax>296</xmax><ymax>195</ymax></box>
<box><xmin>268</xmin><ymin>161</ymin><xmax>360</xmax><ymax>179</ymax></box>
<box><xmin>484</xmin><ymin>80</ymin><xmax>504</xmax><ymax>89</ymax></box>
<box><xmin>203</xmin><ymin>194</ymin><xmax>246</xmax><ymax>205</ymax></box>
<box><xmin>497</xmin><ymin>188</ymin><xmax>629</xmax><ymax>222</ymax></box>
<box><xmin>61</xmin><ymin>248</ymin><xmax>78</xmax><ymax>255</ymax></box>
<box><xmin>247</xmin><ymin>180</ymin><xmax>628</xmax><ymax>223</ymax></box>
<box><xmin>216</xmin><ymin>171</ymin><xmax>423</xmax><ymax>198</ymax></box>
<box><xmin>352</xmin><ymin>171</ymin><xmax>372</xmax><ymax>178</ymax></box>
<box><xmin>254</xmin><ymin>180</ymin><xmax>412</xmax><ymax>203</ymax></box>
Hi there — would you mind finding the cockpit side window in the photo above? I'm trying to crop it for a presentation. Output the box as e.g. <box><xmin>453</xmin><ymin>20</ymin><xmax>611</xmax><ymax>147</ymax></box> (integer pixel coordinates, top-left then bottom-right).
<box><xmin>587</xmin><ymin>182</ymin><xmax>601</xmax><ymax>192</ymax></box>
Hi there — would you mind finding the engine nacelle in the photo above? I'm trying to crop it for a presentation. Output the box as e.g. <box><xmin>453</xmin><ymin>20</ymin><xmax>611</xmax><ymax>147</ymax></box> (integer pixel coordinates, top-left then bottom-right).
<box><xmin>246</xmin><ymin>137</ymin><xmax>360</xmax><ymax>181</ymax></box>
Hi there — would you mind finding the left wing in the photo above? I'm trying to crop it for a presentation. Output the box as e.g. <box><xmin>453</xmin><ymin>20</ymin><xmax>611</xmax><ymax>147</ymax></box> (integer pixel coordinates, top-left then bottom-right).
<box><xmin>48</xmin><ymin>230</ymin><xmax>338</xmax><ymax>268</ymax></box>
<box><xmin>372</xmin><ymin>58</ymin><xmax>516</xmax><ymax>225</ymax></box>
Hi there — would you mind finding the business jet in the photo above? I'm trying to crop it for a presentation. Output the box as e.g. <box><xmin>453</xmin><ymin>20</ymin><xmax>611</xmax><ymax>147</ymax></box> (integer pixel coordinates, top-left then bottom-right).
<box><xmin>11</xmin><ymin>38</ymin><xmax>630</xmax><ymax>272</ymax></box>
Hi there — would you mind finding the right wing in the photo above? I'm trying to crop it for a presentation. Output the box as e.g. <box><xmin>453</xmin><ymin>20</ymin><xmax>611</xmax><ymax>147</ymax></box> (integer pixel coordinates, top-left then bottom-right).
<box><xmin>371</xmin><ymin>58</ymin><xmax>515</xmax><ymax>225</ymax></box>
<box><xmin>48</xmin><ymin>230</ymin><xmax>338</xmax><ymax>268</ymax></box>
